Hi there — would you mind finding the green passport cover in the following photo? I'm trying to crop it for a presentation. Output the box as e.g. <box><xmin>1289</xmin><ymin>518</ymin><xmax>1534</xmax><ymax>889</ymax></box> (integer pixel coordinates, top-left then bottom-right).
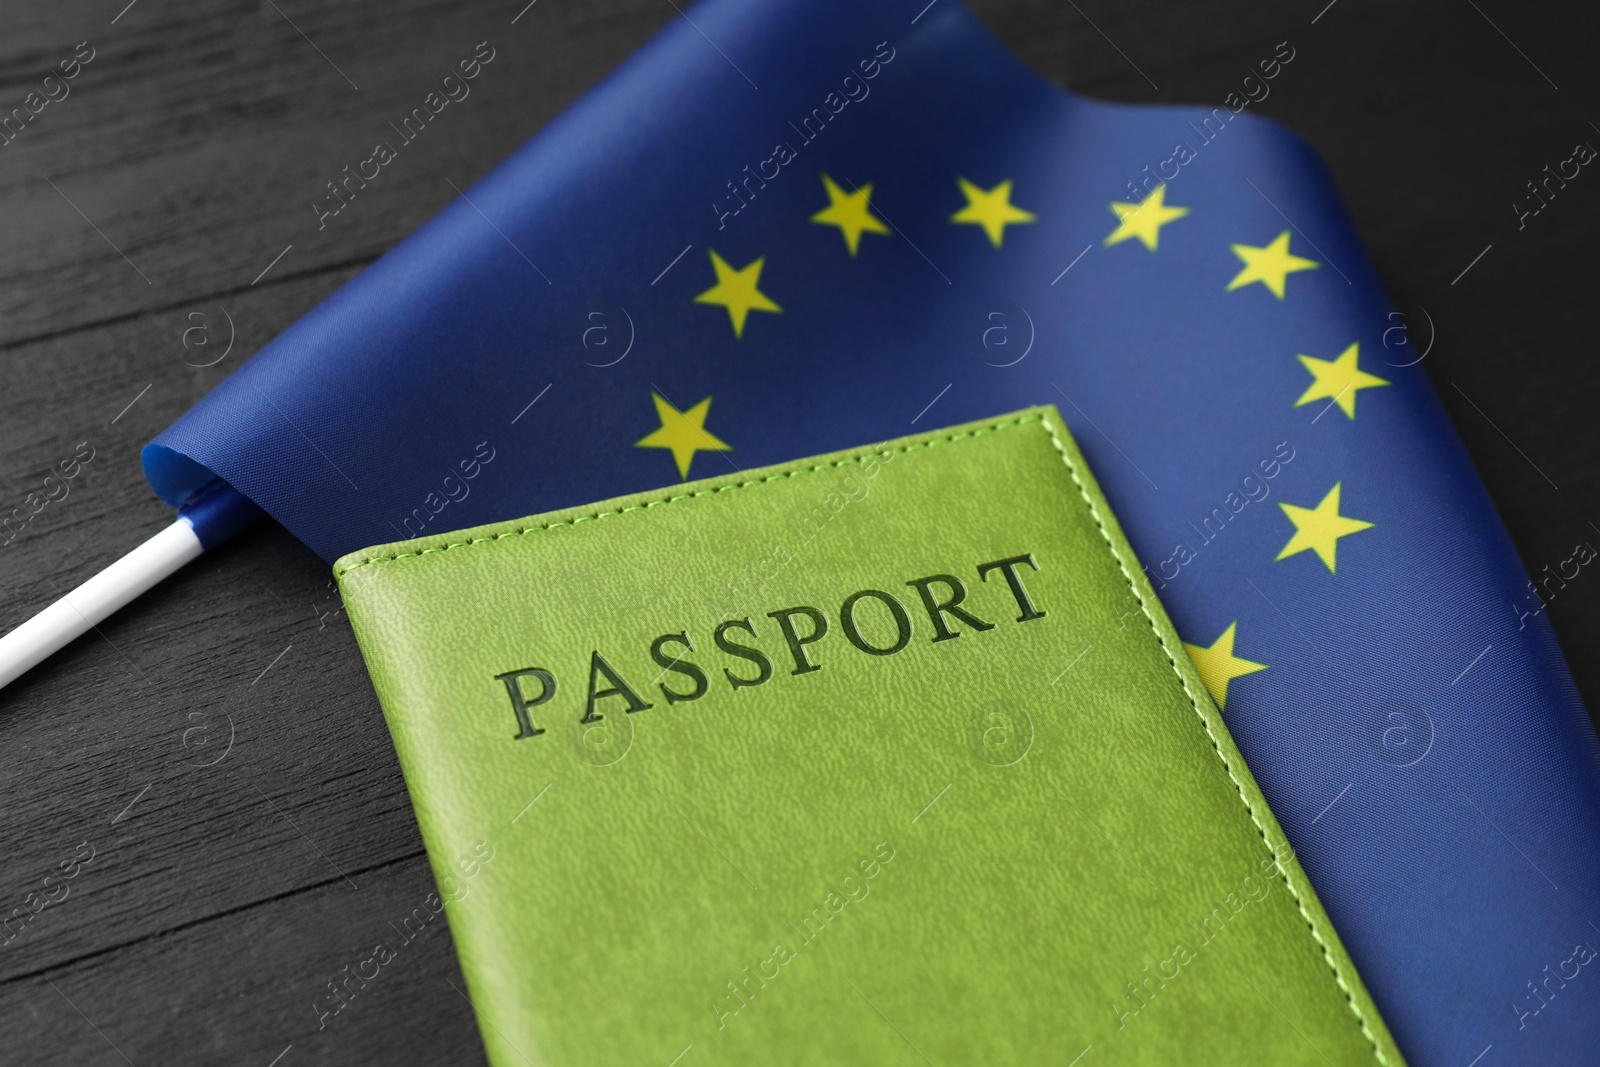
<box><xmin>335</xmin><ymin>407</ymin><xmax>1402</xmax><ymax>1066</ymax></box>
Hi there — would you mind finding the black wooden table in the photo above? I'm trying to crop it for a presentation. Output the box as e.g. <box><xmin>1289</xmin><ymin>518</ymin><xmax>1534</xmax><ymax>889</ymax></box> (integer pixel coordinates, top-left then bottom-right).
<box><xmin>2</xmin><ymin>2</ymin><xmax>1595</xmax><ymax>1063</ymax></box>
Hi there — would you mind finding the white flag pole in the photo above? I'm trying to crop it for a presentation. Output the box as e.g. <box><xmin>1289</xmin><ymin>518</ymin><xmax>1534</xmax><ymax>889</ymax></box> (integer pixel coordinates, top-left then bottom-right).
<box><xmin>0</xmin><ymin>483</ymin><xmax>260</xmax><ymax>691</ymax></box>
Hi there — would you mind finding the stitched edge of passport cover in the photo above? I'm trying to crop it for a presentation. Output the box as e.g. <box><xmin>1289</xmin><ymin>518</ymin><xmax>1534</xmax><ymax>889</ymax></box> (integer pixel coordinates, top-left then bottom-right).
<box><xmin>336</xmin><ymin>406</ymin><xmax>1401</xmax><ymax>1064</ymax></box>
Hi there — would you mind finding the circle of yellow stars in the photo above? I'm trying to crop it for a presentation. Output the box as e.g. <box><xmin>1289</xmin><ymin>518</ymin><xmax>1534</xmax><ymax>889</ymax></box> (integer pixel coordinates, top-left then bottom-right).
<box><xmin>656</xmin><ymin>170</ymin><xmax>1391</xmax><ymax>724</ymax></box>
<box><xmin>687</xmin><ymin>178</ymin><xmax>1344</xmax><ymax>352</ymax></box>
<box><xmin>1090</xmin><ymin>185</ymin><xmax>1387</xmax><ymax>711</ymax></box>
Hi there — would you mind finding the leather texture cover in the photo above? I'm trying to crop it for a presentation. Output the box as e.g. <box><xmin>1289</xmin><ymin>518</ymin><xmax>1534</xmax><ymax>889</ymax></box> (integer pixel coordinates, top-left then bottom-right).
<box><xmin>335</xmin><ymin>407</ymin><xmax>1402</xmax><ymax>1066</ymax></box>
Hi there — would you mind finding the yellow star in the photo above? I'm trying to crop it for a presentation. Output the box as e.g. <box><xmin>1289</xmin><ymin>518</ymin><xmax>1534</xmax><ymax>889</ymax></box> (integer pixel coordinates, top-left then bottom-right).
<box><xmin>694</xmin><ymin>251</ymin><xmax>781</xmax><ymax>338</ymax></box>
<box><xmin>1295</xmin><ymin>342</ymin><xmax>1390</xmax><ymax>420</ymax></box>
<box><xmin>634</xmin><ymin>392</ymin><xmax>731</xmax><ymax>480</ymax></box>
<box><xmin>1184</xmin><ymin>622</ymin><xmax>1268</xmax><ymax>711</ymax></box>
<box><xmin>949</xmin><ymin>177</ymin><xmax>1036</xmax><ymax>248</ymax></box>
<box><xmin>1103</xmin><ymin>184</ymin><xmax>1190</xmax><ymax>251</ymax></box>
<box><xmin>810</xmin><ymin>174</ymin><xmax>890</xmax><ymax>257</ymax></box>
<box><xmin>1276</xmin><ymin>482</ymin><xmax>1374</xmax><ymax>573</ymax></box>
<box><xmin>1226</xmin><ymin>230</ymin><xmax>1319</xmax><ymax>299</ymax></box>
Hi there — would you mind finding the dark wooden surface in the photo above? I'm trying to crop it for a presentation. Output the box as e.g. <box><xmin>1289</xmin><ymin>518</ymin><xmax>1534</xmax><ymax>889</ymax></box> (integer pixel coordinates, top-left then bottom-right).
<box><xmin>0</xmin><ymin>1</ymin><xmax>1595</xmax><ymax>1063</ymax></box>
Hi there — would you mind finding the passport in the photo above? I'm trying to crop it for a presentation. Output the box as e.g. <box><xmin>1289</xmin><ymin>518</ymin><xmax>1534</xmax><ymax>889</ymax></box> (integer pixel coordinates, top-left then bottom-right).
<box><xmin>335</xmin><ymin>406</ymin><xmax>1403</xmax><ymax>1065</ymax></box>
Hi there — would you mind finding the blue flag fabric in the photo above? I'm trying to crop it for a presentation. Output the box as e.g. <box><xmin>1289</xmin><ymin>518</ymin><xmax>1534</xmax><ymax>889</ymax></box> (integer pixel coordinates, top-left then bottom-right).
<box><xmin>146</xmin><ymin>1</ymin><xmax>1600</xmax><ymax>1061</ymax></box>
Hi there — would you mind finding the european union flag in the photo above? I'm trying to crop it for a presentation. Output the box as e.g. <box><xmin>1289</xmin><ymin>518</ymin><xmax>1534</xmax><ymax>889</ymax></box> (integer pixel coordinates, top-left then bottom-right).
<box><xmin>142</xmin><ymin>1</ymin><xmax>1600</xmax><ymax>1062</ymax></box>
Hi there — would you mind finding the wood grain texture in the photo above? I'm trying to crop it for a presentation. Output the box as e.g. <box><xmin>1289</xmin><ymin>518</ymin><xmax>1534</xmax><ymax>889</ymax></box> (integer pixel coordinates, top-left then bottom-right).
<box><xmin>0</xmin><ymin>0</ymin><xmax>1595</xmax><ymax>1063</ymax></box>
